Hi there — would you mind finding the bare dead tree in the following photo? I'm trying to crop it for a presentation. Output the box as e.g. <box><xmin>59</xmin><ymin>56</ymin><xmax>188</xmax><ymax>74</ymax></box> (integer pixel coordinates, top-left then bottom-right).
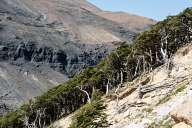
<box><xmin>113</xmin><ymin>51</ymin><xmax>123</xmax><ymax>106</ymax></box>
<box><xmin>142</xmin><ymin>55</ymin><xmax>146</xmax><ymax>74</ymax></box>
<box><xmin>144</xmin><ymin>50</ymin><xmax>156</xmax><ymax>84</ymax></box>
<box><xmin>115</xmin><ymin>68</ymin><xmax>125</xmax><ymax>106</ymax></box>
<box><xmin>160</xmin><ymin>28</ymin><xmax>170</xmax><ymax>62</ymax></box>
<box><xmin>78</xmin><ymin>86</ymin><xmax>91</xmax><ymax>103</ymax></box>
<box><xmin>160</xmin><ymin>29</ymin><xmax>174</xmax><ymax>72</ymax></box>
<box><xmin>21</xmin><ymin>102</ymin><xmax>47</xmax><ymax>128</ymax></box>
<box><xmin>106</xmin><ymin>79</ymin><xmax>110</xmax><ymax>96</ymax></box>
<box><xmin>38</xmin><ymin>108</ymin><xmax>46</xmax><ymax>128</ymax></box>
<box><xmin>134</xmin><ymin>56</ymin><xmax>142</xmax><ymax>77</ymax></box>
<box><xmin>155</xmin><ymin>51</ymin><xmax>161</xmax><ymax>63</ymax></box>
<box><xmin>22</xmin><ymin>103</ymin><xmax>38</xmax><ymax>128</ymax></box>
<box><xmin>120</xmin><ymin>68</ymin><xmax>124</xmax><ymax>85</ymax></box>
<box><xmin>144</xmin><ymin>49</ymin><xmax>153</xmax><ymax>71</ymax></box>
<box><xmin>115</xmin><ymin>87</ymin><xmax>119</xmax><ymax>107</ymax></box>
<box><xmin>144</xmin><ymin>49</ymin><xmax>153</xmax><ymax>63</ymax></box>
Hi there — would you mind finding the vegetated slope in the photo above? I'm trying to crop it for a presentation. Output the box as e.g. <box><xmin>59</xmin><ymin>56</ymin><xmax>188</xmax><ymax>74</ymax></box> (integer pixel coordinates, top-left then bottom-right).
<box><xmin>0</xmin><ymin>0</ymin><xmax>155</xmax><ymax>114</ymax></box>
<box><xmin>1</xmin><ymin>6</ymin><xmax>191</xmax><ymax>128</ymax></box>
<box><xmin>54</xmin><ymin>43</ymin><xmax>192</xmax><ymax>128</ymax></box>
<box><xmin>105</xmin><ymin>44</ymin><xmax>192</xmax><ymax>128</ymax></box>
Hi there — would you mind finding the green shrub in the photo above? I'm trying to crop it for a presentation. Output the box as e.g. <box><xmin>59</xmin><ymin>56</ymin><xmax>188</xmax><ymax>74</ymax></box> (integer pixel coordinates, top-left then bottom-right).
<box><xmin>69</xmin><ymin>90</ymin><xmax>108</xmax><ymax>128</ymax></box>
<box><xmin>0</xmin><ymin>112</ymin><xmax>23</xmax><ymax>128</ymax></box>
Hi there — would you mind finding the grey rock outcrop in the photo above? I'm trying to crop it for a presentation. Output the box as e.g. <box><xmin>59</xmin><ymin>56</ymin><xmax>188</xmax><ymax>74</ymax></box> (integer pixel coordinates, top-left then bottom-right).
<box><xmin>0</xmin><ymin>0</ymin><xmax>155</xmax><ymax>114</ymax></box>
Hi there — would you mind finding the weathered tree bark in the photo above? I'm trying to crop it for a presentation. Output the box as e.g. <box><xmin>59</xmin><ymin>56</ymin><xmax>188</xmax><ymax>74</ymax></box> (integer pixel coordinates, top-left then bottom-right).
<box><xmin>120</xmin><ymin>68</ymin><xmax>124</xmax><ymax>86</ymax></box>
<box><xmin>134</xmin><ymin>57</ymin><xmax>141</xmax><ymax>77</ymax></box>
<box><xmin>106</xmin><ymin>80</ymin><xmax>110</xmax><ymax>96</ymax></box>
<box><xmin>78</xmin><ymin>86</ymin><xmax>91</xmax><ymax>103</ymax></box>
<box><xmin>142</xmin><ymin>55</ymin><xmax>146</xmax><ymax>74</ymax></box>
<box><xmin>160</xmin><ymin>28</ymin><xmax>169</xmax><ymax>63</ymax></box>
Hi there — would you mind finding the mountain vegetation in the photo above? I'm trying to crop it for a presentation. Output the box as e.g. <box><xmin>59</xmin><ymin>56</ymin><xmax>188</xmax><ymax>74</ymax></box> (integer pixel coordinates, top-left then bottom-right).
<box><xmin>69</xmin><ymin>90</ymin><xmax>108</xmax><ymax>128</ymax></box>
<box><xmin>1</xmin><ymin>0</ymin><xmax>153</xmax><ymax>112</ymax></box>
<box><xmin>0</xmin><ymin>8</ymin><xmax>192</xmax><ymax>128</ymax></box>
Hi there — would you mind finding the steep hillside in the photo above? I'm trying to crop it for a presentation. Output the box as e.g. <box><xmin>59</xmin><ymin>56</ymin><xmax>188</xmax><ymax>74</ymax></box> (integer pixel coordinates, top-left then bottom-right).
<box><xmin>54</xmin><ymin>43</ymin><xmax>192</xmax><ymax>128</ymax></box>
<box><xmin>98</xmin><ymin>11</ymin><xmax>155</xmax><ymax>33</ymax></box>
<box><xmin>0</xmin><ymin>0</ymin><xmax>155</xmax><ymax>113</ymax></box>
<box><xmin>105</xmin><ymin>44</ymin><xmax>192</xmax><ymax>128</ymax></box>
<box><xmin>0</xmin><ymin>8</ymin><xmax>191</xmax><ymax>128</ymax></box>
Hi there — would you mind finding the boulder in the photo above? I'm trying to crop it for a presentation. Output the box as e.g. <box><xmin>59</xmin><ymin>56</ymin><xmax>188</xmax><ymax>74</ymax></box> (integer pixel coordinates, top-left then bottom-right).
<box><xmin>170</xmin><ymin>99</ymin><xmax>192</xmax><ymax>126</ymax></box>
<box><xmin>172</xmin><ymin>122</ymin><xmax>192</xmax><ymax>128</ymax></box>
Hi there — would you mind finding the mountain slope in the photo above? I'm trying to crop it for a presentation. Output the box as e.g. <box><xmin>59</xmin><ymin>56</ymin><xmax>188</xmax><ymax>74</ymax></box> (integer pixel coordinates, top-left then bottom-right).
<box><xmin>106</xmin><ymin>44</ymin><xmax>192</xmax><ymax>128</ymax></box>
<box><xmin>0</xmin><ymin>7</ymin><xmax>191</xmax><ymax>128</ymax></box>
<box><xmin>0</xmin><ymin>0</ymin><xmax>155</xmax><ymax>113</ymax></box>
<box><xmin>98</xmin><ymin>11</ymin><xmax>155</xmax><ymax>33</ymax></box>
<box><xmin>53</xmin><ymin>43</ymin><xmax>192</xmax><ymax>128</ymax></box>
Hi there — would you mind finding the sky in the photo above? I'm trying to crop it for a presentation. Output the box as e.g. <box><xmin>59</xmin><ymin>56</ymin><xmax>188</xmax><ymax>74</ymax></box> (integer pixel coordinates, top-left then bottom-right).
<box><xmin>88</xmin><ymin>0</ymin><xmax>192</xmax><ymax>21</ymax></box>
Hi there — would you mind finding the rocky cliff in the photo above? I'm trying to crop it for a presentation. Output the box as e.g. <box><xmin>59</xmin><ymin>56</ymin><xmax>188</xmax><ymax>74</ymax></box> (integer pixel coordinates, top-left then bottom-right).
<box><xmin>0</xmin><ymin>0</ymin><xmax>155</xmax><ymax>113</ymax></box>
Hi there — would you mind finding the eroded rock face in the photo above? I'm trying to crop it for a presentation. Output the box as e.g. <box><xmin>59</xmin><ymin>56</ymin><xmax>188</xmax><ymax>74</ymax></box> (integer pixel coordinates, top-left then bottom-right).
<box><xmin>0</xmin><ymin>40</ymin><xmax>111</xmax><ymax>75</ymax></box>
<box><xmin>0</xmin><ymin>40</ymin><xmax>110</xmax><ymax>114</ymax></box>
<box><xmin>1</xmin><ymin>41</ymin><xmax>71</xmax><ymax>74</ymax></box>
<box><xmin>0</xmin><ymin>0</ymin><xmax>155</xmax><ymax>114</ymax></box>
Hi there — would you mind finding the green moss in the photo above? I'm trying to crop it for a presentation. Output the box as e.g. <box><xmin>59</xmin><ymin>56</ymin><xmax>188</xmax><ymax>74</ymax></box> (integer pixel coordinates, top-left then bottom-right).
<box><xmin>0</xmin><ymin>112</ymin><xmax>23</xmax><ymax>128</ymax></box>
